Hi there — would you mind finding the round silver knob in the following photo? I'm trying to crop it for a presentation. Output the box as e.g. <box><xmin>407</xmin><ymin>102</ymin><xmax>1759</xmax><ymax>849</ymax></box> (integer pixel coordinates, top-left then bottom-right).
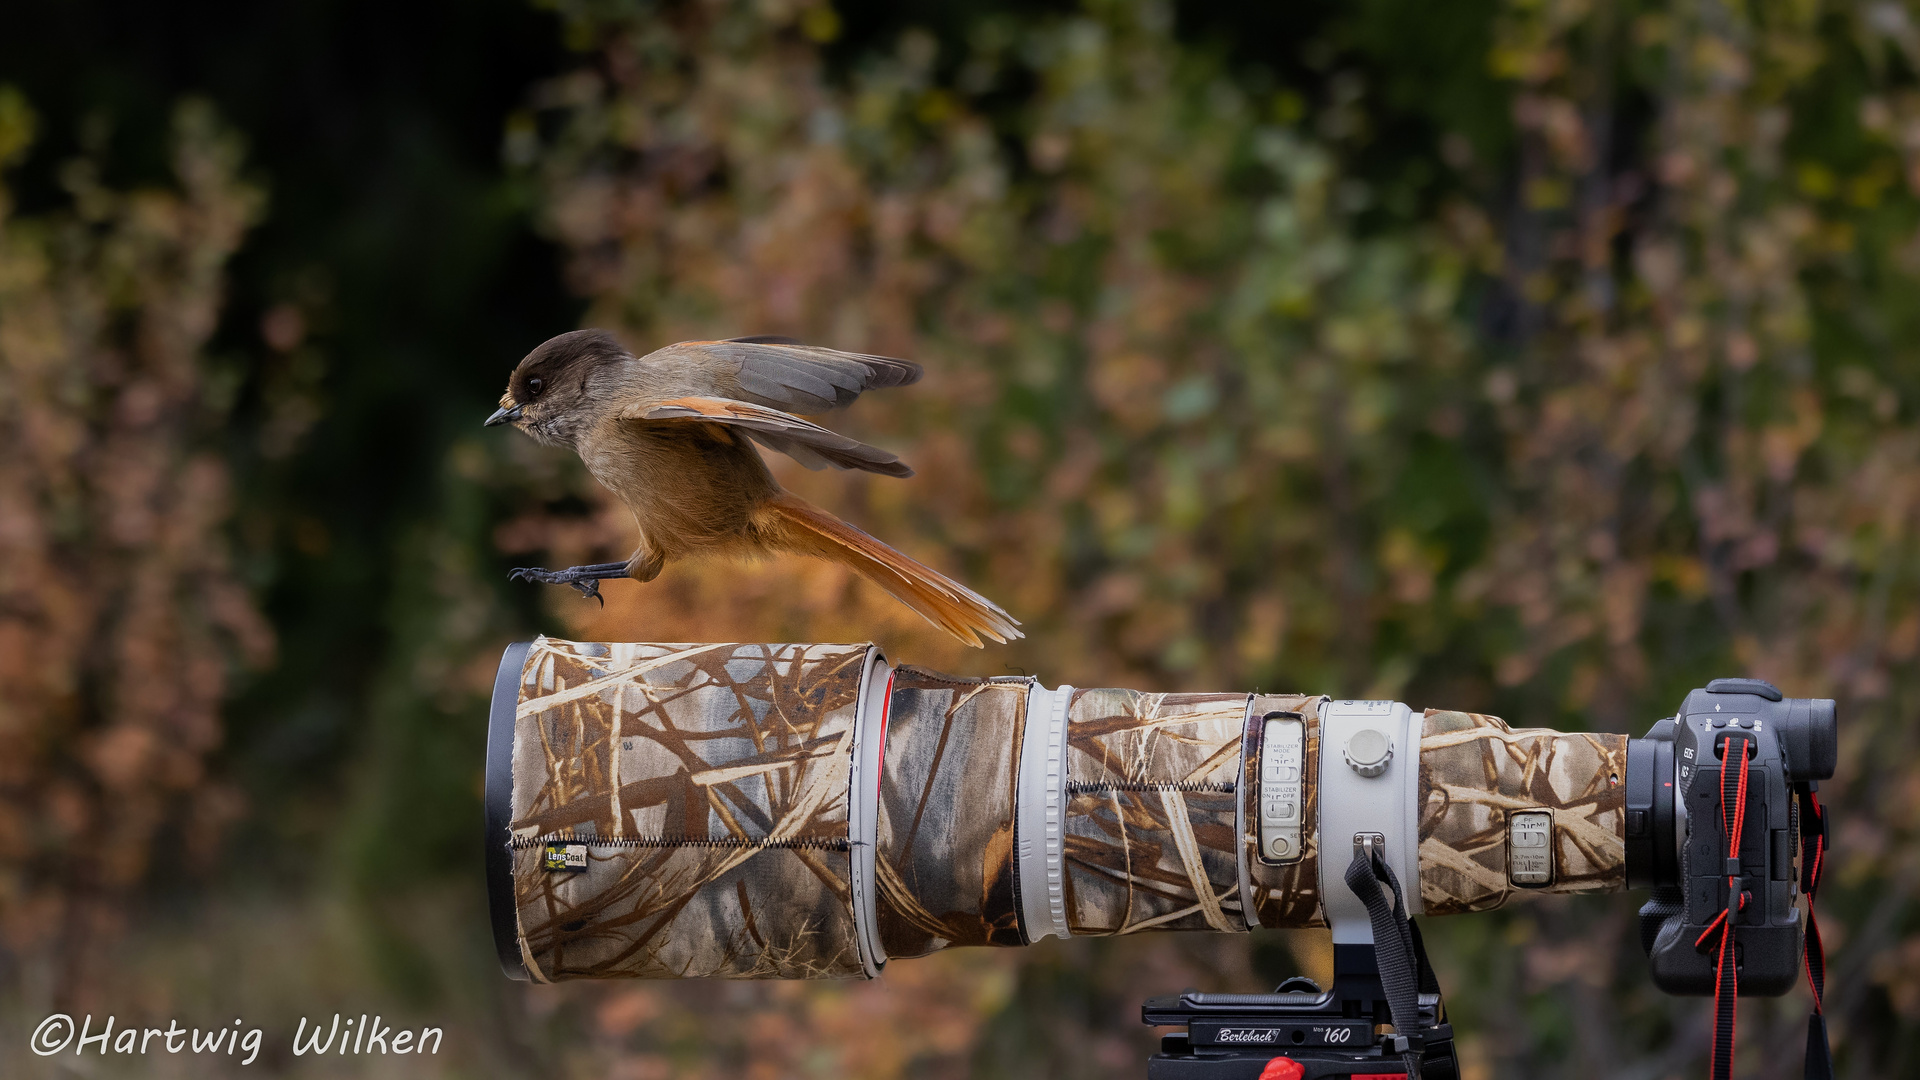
<box><xmin>1344</xmin><ymin>728</ymin><xmax>1393</xmax><ymax>777</ymax></box>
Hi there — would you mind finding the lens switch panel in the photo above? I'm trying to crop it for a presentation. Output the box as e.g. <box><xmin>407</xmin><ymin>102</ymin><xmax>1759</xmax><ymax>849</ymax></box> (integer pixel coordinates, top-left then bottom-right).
<box><xmin>1259</xmin><ymin>715</ymin><xmax>1306</xmax><ymax>863</ymax></box>
<box><xmin>1508</xmin><ymin>809</ymin><xmax>1554</xmax><ymax>887</ymax></box>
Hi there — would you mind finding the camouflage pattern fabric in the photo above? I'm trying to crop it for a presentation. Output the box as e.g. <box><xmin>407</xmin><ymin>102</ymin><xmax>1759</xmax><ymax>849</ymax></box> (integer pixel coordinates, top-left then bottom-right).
<box><xmin>874</xmin><ymin>666</ymin><xmax>1032</xmax><ymax>957</ymax></box>
<box><xmin>1416</xmin><ymin>709</ymin><xmax>1628</xmax><ymax>916</ymax></box>
<box><xmin>507</xmin><ymin>637</ymin><xmax>875</xmax><ymax>980</ymax></box>
<box><xmin>1059</xmin><ymin>689</ymin><xmax>1252</xmax><ymax>935</ymax></box>
<box><xmin>1242</xmin><ymin>694</ymin><xmax>1329</xmax><ymax>928</ymax></box>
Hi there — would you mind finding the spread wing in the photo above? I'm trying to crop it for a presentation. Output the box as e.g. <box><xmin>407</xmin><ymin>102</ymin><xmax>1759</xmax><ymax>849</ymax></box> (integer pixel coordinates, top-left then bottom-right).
<box><xmin>624</xmin><ymin>396</ymin><xmax>913</xmax><ymax>478</ymax></box>
<box><xmin>641</xmin><ymin>337</ymin><xmax>923</xmax><ymax>414</ymax></box>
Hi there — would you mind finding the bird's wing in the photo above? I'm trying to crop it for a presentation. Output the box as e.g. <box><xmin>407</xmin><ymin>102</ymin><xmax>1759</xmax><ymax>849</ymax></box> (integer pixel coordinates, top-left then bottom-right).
<box><xmin>644</xmin><ymin>337</ymin><xmax>923</xmax><ymax>414</ymax></box>
<box><xmin>625</xmin><ymin>396</ymin><xmax>913</xmax><ymax>478</ymax></box>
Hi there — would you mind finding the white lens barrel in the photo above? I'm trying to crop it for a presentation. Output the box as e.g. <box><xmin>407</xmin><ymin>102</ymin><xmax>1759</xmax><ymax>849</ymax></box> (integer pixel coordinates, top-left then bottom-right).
<box><xmin>1318</xmin><ymin>699</ymin><xmax>1423</xmax><ymax>944</ymax></box>
<box><xmin>847</xmin><ymin>649</ymin><xmax>893</xmax><ymax>977</ymax></box>
<box><xmin>1016</xmin><ymin>682</ymin><xmax>1075</xmax><ymax>942</ymax></box>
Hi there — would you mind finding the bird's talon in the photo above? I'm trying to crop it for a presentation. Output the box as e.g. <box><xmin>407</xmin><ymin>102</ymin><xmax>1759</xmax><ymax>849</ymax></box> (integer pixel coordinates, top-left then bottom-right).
<box><xmin>510</xmin><ymin>565</ymin><xmax>615</xmax><ymax>605</ymax></box>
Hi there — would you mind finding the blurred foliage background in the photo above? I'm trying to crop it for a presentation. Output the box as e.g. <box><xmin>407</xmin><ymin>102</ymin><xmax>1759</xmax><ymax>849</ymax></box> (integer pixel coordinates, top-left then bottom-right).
<box><xmin>4</xmin><ymin>0</ymin><xmax>1920</xmax><ymax>1076</ymax></box>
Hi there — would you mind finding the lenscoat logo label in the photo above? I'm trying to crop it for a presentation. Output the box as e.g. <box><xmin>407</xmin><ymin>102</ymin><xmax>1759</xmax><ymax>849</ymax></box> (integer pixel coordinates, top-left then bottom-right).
<box><xmin>1215</xmin><ymin>1028</ymin><xmax>1281</xmax><ymax>1044</ymax></box>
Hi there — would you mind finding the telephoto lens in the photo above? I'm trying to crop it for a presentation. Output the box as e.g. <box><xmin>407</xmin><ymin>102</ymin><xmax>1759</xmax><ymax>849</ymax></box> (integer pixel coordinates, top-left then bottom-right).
<box><xmin>483</xmin><ymin>638</ymin><xmax>1630</xmax><ymax>982</ymax></box>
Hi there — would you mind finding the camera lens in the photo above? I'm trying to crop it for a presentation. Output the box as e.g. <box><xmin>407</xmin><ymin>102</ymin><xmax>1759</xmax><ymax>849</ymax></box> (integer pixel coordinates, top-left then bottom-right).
<box><xmin>486</xmin><ymin>638</ymin><xmax>1636</xmax><ymax>982</ymax></box>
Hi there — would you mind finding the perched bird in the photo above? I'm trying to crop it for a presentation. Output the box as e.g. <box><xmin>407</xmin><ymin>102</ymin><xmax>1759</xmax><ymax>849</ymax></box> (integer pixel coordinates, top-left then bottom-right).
<box><xmin>486</xmin><ymin>329</ymin><xmax>1021</xmax><ymax>646</ymax></box>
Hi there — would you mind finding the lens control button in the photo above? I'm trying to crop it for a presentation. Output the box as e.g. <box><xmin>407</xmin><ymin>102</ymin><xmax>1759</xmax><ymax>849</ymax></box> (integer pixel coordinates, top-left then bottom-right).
<box><xmin>1343</xmin><ymin>728</ymin><xmax>1393</xmax><ymax>777</ymax></box>
<box><xmin>1626</xmin><ymin>808</ymin><xmax>1647</xmax><ymax>836</ymax></box>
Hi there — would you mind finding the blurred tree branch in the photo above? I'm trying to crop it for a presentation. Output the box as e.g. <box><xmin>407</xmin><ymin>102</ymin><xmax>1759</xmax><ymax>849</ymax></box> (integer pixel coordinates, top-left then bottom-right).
<box><xmin>0</xmin><ymin>90</ymin><xmax>268</xmax><ymax>1004</ymax></box>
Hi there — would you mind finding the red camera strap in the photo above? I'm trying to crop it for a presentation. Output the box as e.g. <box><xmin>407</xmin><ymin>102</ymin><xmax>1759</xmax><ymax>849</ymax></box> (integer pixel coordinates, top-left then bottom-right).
<box><xmin>1707</xmin><ymin>733</ymin><xmax>1753</xmax><ymax>1080</ymax></box>
<box><xmin>1699</xmin><ymin>734</ymin><xmax>1834</xmax><ymax>1080</ymax></box>
<box><xmin>1797</xmin><ymin>784</ymin><xmax>1832</xmax><ymax>1080</ymax></box>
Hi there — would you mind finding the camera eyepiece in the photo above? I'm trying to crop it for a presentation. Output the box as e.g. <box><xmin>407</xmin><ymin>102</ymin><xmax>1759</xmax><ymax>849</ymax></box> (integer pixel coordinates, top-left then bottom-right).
<box><xmin>1688</xmin><ymin>678</ymin><xmax>1835</xmax><ymax>781</ymax></box>
<box><xmin>1786</xmin><ymin>696</ymin><xmax>1838</xmax><ymax>782</ymax></box>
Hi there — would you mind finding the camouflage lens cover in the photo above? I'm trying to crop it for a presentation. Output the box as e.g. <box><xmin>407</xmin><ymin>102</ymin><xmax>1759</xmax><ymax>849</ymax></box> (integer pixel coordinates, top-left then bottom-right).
<box><xmin>1059</xmin><ymin>689</ymin><xmax>1254</xmax><ymax>935</ymax></box>
<box><xmin>493</xmin><ymin>638</ymin><xmax>1631</xmax><ymax>981</ymax></box>
<box><xmin>507</xmin><ymin>638</ymin><xmax>877</xmax><ymax>980</ymax></box>
<box><xmin>874</xmin><ymin>666</ymin><xmax>1033</xmax><ymax>957</ymax></box>
<box><xmin>1416</xmin><ymin>709</ymin><xmax>1628</xmax><ymax>915</ymax></box>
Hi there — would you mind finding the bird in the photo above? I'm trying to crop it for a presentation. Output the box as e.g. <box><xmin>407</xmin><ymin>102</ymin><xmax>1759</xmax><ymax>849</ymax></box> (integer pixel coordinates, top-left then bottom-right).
<box><xmin>485</xmin><ymin>329</ymin><xmax>1022</xmax><ymax>647</ymax></box>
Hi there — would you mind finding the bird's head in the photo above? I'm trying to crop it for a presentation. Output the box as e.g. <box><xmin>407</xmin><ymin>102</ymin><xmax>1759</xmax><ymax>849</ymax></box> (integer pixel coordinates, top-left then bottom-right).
<box><xmin>486</xmin><ymin>328</ymin><xmax>632</xmax><ymax>447</ymax></box>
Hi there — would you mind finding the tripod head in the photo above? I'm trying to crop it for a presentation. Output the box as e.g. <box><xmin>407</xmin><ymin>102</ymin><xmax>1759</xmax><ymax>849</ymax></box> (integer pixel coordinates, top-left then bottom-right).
<box><xmin>1145</xmin><ymin>846</ymin><xmax>1458</xmax><ymax>1079</ymax></box>
<box><xmin>1144</xmin><ymin>952</ymin><xmax>1455</xmax><ymax>1078</ymax></box>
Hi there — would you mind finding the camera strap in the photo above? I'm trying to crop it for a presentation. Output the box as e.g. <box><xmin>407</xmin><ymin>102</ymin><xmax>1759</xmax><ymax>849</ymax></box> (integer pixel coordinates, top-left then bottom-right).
<box><xmin>1344</xmin><ymin>846</ymin><xmax>1432</xmax><ymax>1079</ymax></box>
<box><xmin>1705</xmin><ymin>731</ymin><xmax>1754</xmax><ymax>1080</ymax></box>
<box><xmin>1796</xmin><ymin>782</ymin><xmax>1832</xmax><ymax>1080</ymax></box>
<box><xmin>1687</xmin><ymin>737</ymin><xmax>1834</xmax><ymax>1080</ymax></box>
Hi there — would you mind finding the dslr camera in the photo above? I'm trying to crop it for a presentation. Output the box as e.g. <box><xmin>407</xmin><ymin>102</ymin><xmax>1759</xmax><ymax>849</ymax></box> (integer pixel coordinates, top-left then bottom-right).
<box><xmin>1628</xmin><ymin>678</ymin><xmax>1834</xmax><ymax>994</ymax></box>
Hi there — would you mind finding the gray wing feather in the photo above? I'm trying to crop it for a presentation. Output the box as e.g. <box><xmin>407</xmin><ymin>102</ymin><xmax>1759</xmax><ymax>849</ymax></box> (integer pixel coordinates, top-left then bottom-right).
<box><xmin>734</xmin><ymin>363</ymin><xmax>847</xmax><ymax>413</ymax></box>
<box><xmin>745</xmin><ymin>432</ymin><xmax>840</xmax><ymax>471</ymax></box>
<box><xmin>636</xmin><ymin>397</ymin><xmax>914</xmax><ymax>478</ymax></box>
<box><xmin>650</xmin><ymin>339</ymin><xmax>923</xmax><ymax>413</ymax></box>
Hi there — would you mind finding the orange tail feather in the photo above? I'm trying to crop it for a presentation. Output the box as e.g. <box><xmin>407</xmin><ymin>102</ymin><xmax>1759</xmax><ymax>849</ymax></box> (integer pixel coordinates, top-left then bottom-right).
<box><xmin>761</xmin><ymin>494</ymin><xmax>1022</xmax><ymax>647</ymax></box>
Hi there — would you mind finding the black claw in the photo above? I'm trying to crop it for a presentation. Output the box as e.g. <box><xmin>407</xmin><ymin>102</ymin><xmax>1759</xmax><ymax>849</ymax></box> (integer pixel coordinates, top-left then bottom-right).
<box><xmin>507</xmin><ymin>564</ymin><xmax>621</xmax><ymax>604</ymax></box>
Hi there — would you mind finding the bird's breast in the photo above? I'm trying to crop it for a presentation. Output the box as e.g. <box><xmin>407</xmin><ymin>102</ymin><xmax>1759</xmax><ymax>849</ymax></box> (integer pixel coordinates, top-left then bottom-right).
<box><xmin>578</xmin><ymin>420</ymin><xmax>777</xmax><ymax>552</ymax></box>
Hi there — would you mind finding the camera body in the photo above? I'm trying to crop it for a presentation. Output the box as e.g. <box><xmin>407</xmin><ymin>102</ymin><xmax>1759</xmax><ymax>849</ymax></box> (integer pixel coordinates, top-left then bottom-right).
<box><xmin>1625</xmin><ymin>678</ymin><xmax>1836</xmax><ymax>996</ymax></box>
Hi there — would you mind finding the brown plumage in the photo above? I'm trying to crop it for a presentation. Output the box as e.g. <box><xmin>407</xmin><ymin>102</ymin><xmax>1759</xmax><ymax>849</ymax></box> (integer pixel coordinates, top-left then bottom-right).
<box><xmin>486</xmin><ymin>329</ymin><xmax>1021</xmax><ymax>647</ymax></box>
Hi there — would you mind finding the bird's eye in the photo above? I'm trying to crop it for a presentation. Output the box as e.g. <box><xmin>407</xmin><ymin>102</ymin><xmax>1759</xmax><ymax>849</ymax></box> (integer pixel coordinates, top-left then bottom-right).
<box><xmin>527</xmin><ymin>377</ymin><xmax>544</xmax><ymax>395</ymax></box>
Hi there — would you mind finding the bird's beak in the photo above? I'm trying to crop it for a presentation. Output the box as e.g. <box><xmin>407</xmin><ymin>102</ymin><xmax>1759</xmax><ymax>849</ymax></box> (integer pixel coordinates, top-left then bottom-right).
<box><xmin>485</xmin><ymin>403</ymin><xmax>524</xmax><ymax>427</ymax></box>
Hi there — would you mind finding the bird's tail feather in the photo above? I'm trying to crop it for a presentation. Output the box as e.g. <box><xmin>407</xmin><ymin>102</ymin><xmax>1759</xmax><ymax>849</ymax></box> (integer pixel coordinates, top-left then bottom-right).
<box><xmin>762</xmin><ymin>493</ymin><xmax>1022</xmax><ymax>647</ymax></box>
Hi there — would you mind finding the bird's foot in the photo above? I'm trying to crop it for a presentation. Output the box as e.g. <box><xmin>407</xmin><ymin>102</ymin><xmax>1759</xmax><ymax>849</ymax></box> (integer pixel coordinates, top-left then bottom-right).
<box><xmin>508</xmin><ymin>562</ymin><xmax>630</xmax><ymax>607</ymax></box>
